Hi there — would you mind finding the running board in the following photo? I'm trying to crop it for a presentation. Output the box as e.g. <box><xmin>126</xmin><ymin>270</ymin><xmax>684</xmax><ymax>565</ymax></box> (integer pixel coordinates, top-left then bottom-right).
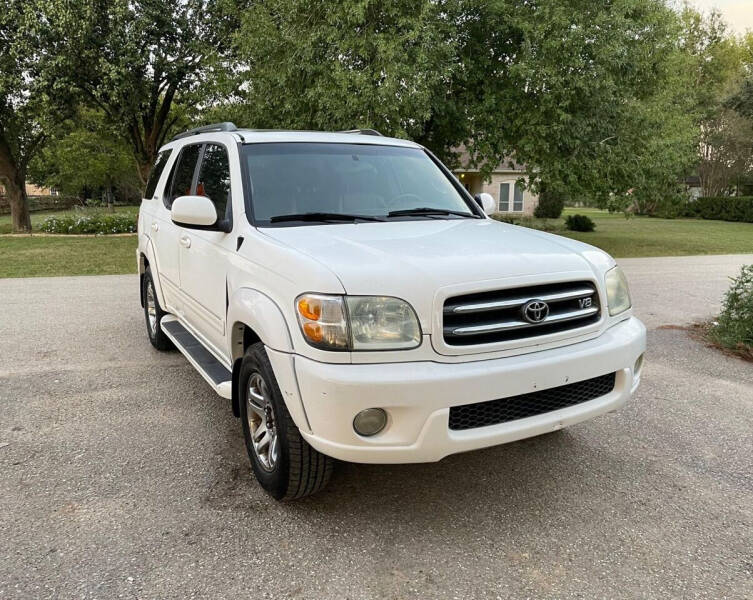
<box><xmin>160</xmin><ymin>316</ymin><xmax>232</xmax><ymax>399</ymax></box>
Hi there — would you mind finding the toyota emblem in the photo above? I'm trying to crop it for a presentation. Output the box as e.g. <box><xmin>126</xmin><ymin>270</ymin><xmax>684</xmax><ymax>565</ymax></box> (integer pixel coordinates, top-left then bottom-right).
<box><xmin>522</xmin><ymin>300</ymin><xmax>549</xmax><ymax>323</ymax></box>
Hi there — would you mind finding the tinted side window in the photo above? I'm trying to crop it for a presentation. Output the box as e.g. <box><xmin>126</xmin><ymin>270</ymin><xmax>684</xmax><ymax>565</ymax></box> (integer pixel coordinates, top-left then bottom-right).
<box><xmin>197</xmin><ymin>144</ymin><xmax>231</xmax><ymax>220</ymax></box>
<box><xmin>166</xmin><ymin>144</ymin><xmax>201</xmax><ymax>208</ymax></box>
<box><xmin>144</xmin><ymin>149</ymin><xmax>172</xmax><ymax>199</ymax></box>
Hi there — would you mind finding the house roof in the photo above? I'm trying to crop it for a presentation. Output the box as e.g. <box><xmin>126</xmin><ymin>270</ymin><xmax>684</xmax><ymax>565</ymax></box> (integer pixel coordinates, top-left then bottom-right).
<box><xmin>452</xmin><ymin>146</ymin><xmax>527</xmax><ymax>173</ymax></box>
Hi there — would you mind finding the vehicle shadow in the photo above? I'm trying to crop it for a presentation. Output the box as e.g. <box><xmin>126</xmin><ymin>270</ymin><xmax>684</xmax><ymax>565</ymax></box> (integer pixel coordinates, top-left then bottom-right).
<box><xmin>211</xmin><ymin>402</ymin><xmax>621</xmax><ymax>528</ymax></box>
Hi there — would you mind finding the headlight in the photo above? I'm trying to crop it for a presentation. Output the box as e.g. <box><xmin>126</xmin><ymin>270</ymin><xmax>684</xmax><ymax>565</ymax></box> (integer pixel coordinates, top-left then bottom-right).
<box><xmin>605</xmin><ymin>266</ymin><xmax>631</xmax><ymax>316</ymax></box>
<box><xmin>296</xmin><ymin>294</ymin><xmax>421</xmax><ymax>351</ymax></box>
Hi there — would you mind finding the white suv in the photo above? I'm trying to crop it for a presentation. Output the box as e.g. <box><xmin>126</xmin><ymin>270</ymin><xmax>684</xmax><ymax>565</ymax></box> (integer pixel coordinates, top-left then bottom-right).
<box><xmin>137</xmin><ymin>123</ymin><xmax>646</xmax><ymax>500</ymax></box>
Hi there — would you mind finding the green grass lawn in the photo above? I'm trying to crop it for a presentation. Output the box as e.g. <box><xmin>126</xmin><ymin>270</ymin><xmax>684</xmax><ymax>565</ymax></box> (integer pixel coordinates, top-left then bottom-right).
<box><xmin>0</xmin><ymin>207</ymin><xmax>752</xmax><ymax>278</ymax></box>
<box><xmin>557</xmin><ymin>208</ymin><xmax>753</xmax><ymax>257</ymax></box>
<box><xmin>0</xmin><ymin>205</ymin><xmax>139</xmax><ymax>234</ymax></box>
<box><xmin>0</xmin><ymin>235</ymin><xmax>136</xmax><ymax>278</ymax></box>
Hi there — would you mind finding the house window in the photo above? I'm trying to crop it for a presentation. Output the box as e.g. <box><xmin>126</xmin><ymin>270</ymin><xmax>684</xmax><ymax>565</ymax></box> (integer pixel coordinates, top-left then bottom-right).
<box><xmin>498</xmin><ymin>181</ymin><xmax>524</xmax><ymax>212</ymax></box>
<box><xmin>513</xmin><ymin>183</ymin><xmax>524</xmax><ymax>211</ymax></box>
<box><xmin>499</xmin><ymin>181</ymin><xmax>523</xmax><ymax>212</ymax></box>
<box><xmin>498</xmin><ymin>183</ymin><xmax>510</xmax><ymax>211</ymax></box>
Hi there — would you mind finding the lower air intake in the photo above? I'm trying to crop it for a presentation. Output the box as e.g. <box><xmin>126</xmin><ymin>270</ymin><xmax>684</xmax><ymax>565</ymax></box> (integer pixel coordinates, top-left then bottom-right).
<box><xmin>448</xmin><ymin>372</ymin><xmax>617</xmax><ymax>431</ymax></box>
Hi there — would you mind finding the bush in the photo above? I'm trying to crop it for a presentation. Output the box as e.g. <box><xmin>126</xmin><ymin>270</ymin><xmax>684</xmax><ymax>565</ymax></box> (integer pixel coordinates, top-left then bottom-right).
<box><xmin>40</xmin><ymin>212</ymin><xmax>137</xmax><ymax>234</ymax></box>
<box><xmin>490</xmin><ymin>214</ymin><xmax>516</xmax><ymax>224</ymax></box>
<box><xmin>564</xmin><ymin>214</ymin><xmax>596</xmax><ymax>232</ymax></box>
<box><xmin>533</xmin><ymin>190</ymin><xmax>565</xmax><ymax>219</ymax></box>
<box><xmin>709</xmin><ymin>264</ymin><xmax>753</xmax><ymax>359</ymax></box>
<box><xmin>490</xmin><ymin>213</ymin><xmax>560</xmax><ymax>232</ymax></box>
<box><xmin>683</xmin><ymin>196</ymin><xmax>753</xmax><ymax>222</ymax></box>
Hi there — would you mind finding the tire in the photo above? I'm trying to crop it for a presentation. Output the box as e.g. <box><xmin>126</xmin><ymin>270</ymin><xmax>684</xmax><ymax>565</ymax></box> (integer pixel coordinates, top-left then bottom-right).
<box><xmin>239</xmin><ymin>342</ymin><xmax>333</xmax><ymax>500</ymax></box>
<box><xmin>142</xmin><ymin>268</ymin><xmax>174</xmax><ymax>351</ymax></box>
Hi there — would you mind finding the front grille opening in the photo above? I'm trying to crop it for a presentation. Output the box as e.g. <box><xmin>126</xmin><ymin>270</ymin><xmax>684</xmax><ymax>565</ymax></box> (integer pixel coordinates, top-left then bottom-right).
<box><xmin>443</xmin><ymin>281</ymin><xmax>600</xmax><ymax>346</ymax></box>
<box><xmin>448</xmin><ymin>372</ymin><xmax>616</xmax><ymax>430</ymax></box>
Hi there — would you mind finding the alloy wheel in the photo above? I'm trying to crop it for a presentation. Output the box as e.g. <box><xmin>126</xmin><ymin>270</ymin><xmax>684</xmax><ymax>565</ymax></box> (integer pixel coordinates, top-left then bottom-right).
<box><xmin>246</xmin><ymin>372</ymin><xmax>279</xmax><ymax>471</ymax></box>
<box><xmin>146</xmin><ymin>282</ymin><xmax>157</xmax><ymax>335</ymax></box>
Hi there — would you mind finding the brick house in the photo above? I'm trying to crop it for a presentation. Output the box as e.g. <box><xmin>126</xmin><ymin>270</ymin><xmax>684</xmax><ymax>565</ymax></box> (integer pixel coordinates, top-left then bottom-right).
<box><xmin>452</xmin><ymin>147</ymin><xmax>539</xmax><ymax>215</ymax></box>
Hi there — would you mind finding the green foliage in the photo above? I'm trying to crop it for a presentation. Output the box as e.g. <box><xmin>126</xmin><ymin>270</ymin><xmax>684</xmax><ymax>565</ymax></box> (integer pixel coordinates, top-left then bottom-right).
<box><xmin>533</xmin><ymin>190</ymin><xmax>565</xmax><ymax>219</ymax></box>
<box><xmin>0</xmin><ymin>0</ymin><xmax>78</xmax><ymax>231</ymax></box>
<box><xmin>226</xmin><ymin>0</ymin><xmax>455</xmax><ymax>139</ymax></box>
<box><xmin>227</xmin><ymin>0</ymin><xmax>698</xmax><ymax>202</ymax></box>
<box><xmin>683</xmin><ymin>197</ymin><xmax>753</xmax><ymax>223</ymax></box>
<box><xmin>28</xmin><ymin>109</ymin><xmax>139</xmax><ymax>200</ymax></box>
<box><xmin>565</xmin><ymin>214</ymin><xmax>596</xmax><ymax>232</ymax></box>
<box><xmin>709</xmin><ymin>264</ymin><xmax>753</xmax><ymax>359</ymax></box>
<box><xmin>39</xmin><ymin>212</ymin><xmax>137</xmax><ymax>234</ymax></box>
<box><xmin>489</xmin><ymin>213</ymin><xmax>559</xmax><ymax>232</ymax></box>
<box><xmin>58</xmin><ymin>0</ymin><xmax>228</xmax><ymax>183</ymax></box>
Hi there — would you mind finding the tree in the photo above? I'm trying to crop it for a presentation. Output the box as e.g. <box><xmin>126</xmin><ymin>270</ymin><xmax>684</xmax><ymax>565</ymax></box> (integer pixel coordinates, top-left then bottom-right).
<box><xmin>0</xmin><ymin>0</ymin><xmax>75</xmax><ymax>232</ymax></box>
<box><xmin>227</xmin><ymin>0</ymin><xmax>699</xmax><ymax>204</ymax></box>
<box><xmin>226</xmin><ymin>0</ymin><xmax>456</xmax><ymax>139</ymax></box>
<box><xmin>698</xmin><ymin>109</ymin><xmax>753</xmax><ymax>196</ymax></box>
<box><xmin>61</xmin><ymin>0</ymin><xmax>230</xmax><ymax>186</ymax></box>
<box><xmin>28</xmin><ymin>110</ymin><xmax>140</xmax><ymax>206</ymax></box>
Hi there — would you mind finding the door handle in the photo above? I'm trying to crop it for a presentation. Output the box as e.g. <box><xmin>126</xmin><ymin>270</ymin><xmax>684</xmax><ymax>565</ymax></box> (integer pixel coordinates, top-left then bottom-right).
<box><xmin>151</xmin><ymin>222</ymin><xmax>159</xmax><ymax>232</ymax></box>
<box><xmin>179</xmin><ymin>235</ymin><xmax>191</xmax><ymax>248</ymax></box>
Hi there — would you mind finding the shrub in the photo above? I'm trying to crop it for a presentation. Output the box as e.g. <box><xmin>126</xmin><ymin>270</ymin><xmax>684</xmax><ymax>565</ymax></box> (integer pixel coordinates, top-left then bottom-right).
<box><xmin>685</xmin><ymin>196</ymin><xmax>753</xmax><ymax>223</ymax></box>
<box><xmin>564</xmin><ymin>214</ymin><xmax>596</xmax><ymax>232</ymax></box>
<box><xmin>490</xmin><ymin>213</ymin><xmax>560</xmax><ymax>232</ymax></box>
<box><xmin>709</xmin><ymin>264</ymin><xmax>753</xmax><ymax>359</ymax></box>
<box><xmin>533</xmin><ymin>190</ymin><xmax>565</xmax><ymax>219</ymax></box>
<box><xmin>490</xmin><ymin>214</ymin><xmax>516</xmax><ymax>224</ymax></box>
<box><xmin>40</xmin><ymin>212</ymin><xmax>137</xmax><ymax>234</ymax></box>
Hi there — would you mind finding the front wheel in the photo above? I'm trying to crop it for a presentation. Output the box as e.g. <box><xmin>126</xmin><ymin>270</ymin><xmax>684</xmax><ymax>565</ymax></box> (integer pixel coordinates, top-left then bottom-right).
<box><xmin>239</xmin><ymin>342</ymin><xmax>333</xmax><ymax>500</ymax></box>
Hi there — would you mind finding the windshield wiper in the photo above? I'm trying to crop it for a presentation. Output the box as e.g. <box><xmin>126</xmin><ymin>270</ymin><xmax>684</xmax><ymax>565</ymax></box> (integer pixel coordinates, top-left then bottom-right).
<box><xmin>269</xmin><ymin>212</ymin><xmax>385</xmax><ymax>223</ymax></box>
<box><xmin>387</xmin><ymin>207</ymin><xmax>477</xmax><ymax>219</ymax></box>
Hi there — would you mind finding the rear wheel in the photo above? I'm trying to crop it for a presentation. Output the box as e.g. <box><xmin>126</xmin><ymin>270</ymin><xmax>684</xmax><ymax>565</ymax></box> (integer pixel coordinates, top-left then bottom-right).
<box><xmin>142</xmin><ymin>268</ymin><xmax>173</xmax><ymax>351</ymax></box>
<box><xmin>239</xmin><ymin>342</ymin><xmax>333</xmax><ymax>500</ymax></box>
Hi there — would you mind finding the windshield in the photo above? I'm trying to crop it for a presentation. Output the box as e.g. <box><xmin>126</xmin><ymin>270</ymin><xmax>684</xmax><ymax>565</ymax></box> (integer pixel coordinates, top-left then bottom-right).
<box><xmin>242</xmin><ymin>143</ymin><xmax>478</xmax><ymax>225</ymax></box>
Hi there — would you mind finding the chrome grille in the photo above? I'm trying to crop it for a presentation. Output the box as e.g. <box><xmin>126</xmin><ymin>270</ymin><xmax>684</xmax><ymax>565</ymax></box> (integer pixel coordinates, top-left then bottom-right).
<box><xmin>443</xmin><ymin>281</ymin><xmax>600</xmax><ymax>346</ymax></box>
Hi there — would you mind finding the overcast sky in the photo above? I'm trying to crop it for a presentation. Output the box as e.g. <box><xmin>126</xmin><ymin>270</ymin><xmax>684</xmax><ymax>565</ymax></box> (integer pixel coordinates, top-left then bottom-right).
<box><xmin>688</xmin><ymin>0</ymin><xmax>753</xmax><ymax>34</ymax></box>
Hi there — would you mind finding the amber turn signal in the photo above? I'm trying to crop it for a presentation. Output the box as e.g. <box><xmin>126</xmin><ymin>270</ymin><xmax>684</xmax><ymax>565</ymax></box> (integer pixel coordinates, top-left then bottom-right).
<box><xmin>297</xmin><ymin>297</ymin><xmax>322</xmax><ymax>321</ymax></box>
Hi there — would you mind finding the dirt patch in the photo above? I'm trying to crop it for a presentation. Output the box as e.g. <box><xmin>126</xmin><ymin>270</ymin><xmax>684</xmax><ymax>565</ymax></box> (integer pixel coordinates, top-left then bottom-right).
<box><xmin>684</xmin><ymin>321</ymin><xmax>753</xmax><ymax>363</ymax></box>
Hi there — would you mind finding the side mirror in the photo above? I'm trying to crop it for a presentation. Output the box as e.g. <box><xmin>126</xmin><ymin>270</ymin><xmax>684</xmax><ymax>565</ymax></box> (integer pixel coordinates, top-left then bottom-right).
<box><xmin>171</xmin><ymin>195</ymin><xmax>217</xmax><ymax>227</ymax></box>
<box><xmin>475</xmin><ymin>192</ymin><xmax>496</xmax><ymax>216</ymax></box>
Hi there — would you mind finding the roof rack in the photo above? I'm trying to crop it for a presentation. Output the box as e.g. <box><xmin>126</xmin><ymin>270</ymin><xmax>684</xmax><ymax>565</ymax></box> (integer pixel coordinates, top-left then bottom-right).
<box><xmin>171</xmin><ymin>122</ymin><xmax>238</xmax><ymax>141</ymax></box>
<box><xmin>339</xmin><ymin>129</ymin><xmax>384</xmax><ymax>137</ymax></box>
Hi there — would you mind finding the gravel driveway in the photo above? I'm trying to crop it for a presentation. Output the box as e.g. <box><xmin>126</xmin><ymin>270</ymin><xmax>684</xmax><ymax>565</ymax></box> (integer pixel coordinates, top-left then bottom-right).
<box><xmin>1</xmin><ymin>254</ymin><xmax>752</xmax><ymax>599</ymax></box>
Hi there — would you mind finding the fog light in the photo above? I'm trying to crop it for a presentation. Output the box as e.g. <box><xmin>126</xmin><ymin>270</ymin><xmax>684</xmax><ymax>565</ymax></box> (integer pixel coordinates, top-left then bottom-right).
<box><xmin>353</xmin><ymin>408</ymin><xmax>387</xmax><ymax>437</ymax></box>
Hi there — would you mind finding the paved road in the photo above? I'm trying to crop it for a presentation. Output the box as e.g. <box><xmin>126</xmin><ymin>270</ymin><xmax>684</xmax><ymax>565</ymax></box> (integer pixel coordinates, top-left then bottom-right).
<box><xmin>1</xmin><ymin>255</ymin><xmax>752</xmax><ymax>599</ymax></box>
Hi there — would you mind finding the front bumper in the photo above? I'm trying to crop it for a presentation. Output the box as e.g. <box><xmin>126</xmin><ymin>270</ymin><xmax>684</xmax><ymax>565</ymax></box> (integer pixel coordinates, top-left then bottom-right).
<box><xmin>275</xmin><ymin>316</ymin><xmax>646</xmax><ymax>464</ymax></box>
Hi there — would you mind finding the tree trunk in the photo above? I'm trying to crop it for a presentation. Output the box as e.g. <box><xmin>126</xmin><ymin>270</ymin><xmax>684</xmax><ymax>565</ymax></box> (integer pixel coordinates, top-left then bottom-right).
<box><xmin>136</xmin><ymin>159</ymin><xmax>151</xmax><ymax>190</ymax></box>
<box><xmin>6</xmin><ymin>176</ymin><xmax>31</xmax><ymax>232</ymax></box>
<box><xmin>0</xmin><ymin>135</ymin><xmax>31</xmax><ymax>232</ymax></box>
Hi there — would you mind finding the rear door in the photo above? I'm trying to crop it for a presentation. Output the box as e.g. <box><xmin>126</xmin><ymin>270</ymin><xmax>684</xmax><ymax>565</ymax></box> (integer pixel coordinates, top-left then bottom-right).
<box><xmin>176</xmin><ymin>142</ymin><xmax>236</xmax><ymax>351</ymax></box>
<box><xmin>152</xmin><ymin>143</ymin><xmax>202</xmax><ymax>312</ymax></box>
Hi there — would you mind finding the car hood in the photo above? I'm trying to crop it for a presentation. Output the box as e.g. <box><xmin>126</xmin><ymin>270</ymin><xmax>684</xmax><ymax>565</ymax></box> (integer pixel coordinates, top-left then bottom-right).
<box><xmin>260</xmin><ymin>218</ymin><xmax>612</xmax><ymax>331</ymax></box>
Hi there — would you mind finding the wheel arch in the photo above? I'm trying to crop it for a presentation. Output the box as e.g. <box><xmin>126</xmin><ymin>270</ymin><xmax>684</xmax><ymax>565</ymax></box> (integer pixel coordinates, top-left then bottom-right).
<box><xmin>227</xmin><ymin>288</ymin><xmax>295</xmax><ymax>418</ymax></box>
<box><xmin>139</xmin><ymin>236</ymin><xmax>167</xmax><ymax>309</ymax></box>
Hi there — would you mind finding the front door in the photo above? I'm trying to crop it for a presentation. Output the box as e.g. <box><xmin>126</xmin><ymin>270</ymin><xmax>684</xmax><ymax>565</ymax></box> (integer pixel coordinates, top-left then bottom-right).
<box><xmin>176</xmin><ymin>143</ymin><xmax>235</xmax><ymax>352</ymax></box>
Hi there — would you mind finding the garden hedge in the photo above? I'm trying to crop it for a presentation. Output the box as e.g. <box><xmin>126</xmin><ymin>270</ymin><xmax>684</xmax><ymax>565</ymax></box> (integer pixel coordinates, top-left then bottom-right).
<box><xmin>40</xmin><ymin>213</ymin><xmax>137</xmax><ymax>234</ymax></box>
<box><xmin>683</xmin><ymin>196</ymin><xmax>753</xmax><ymax>223</ymax></box>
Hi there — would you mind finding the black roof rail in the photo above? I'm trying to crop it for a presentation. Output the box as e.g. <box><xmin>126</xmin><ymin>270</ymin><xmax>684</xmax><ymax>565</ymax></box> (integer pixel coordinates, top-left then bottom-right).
<box><xmin>339</xmin><ymin>128</ymin><xmax>384</xmax><ymax>137</ymax></box>
<box><xmin>171</xmin><ymin>122</ymin><xmax>238</xmax><ymax>142</ymax></box>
